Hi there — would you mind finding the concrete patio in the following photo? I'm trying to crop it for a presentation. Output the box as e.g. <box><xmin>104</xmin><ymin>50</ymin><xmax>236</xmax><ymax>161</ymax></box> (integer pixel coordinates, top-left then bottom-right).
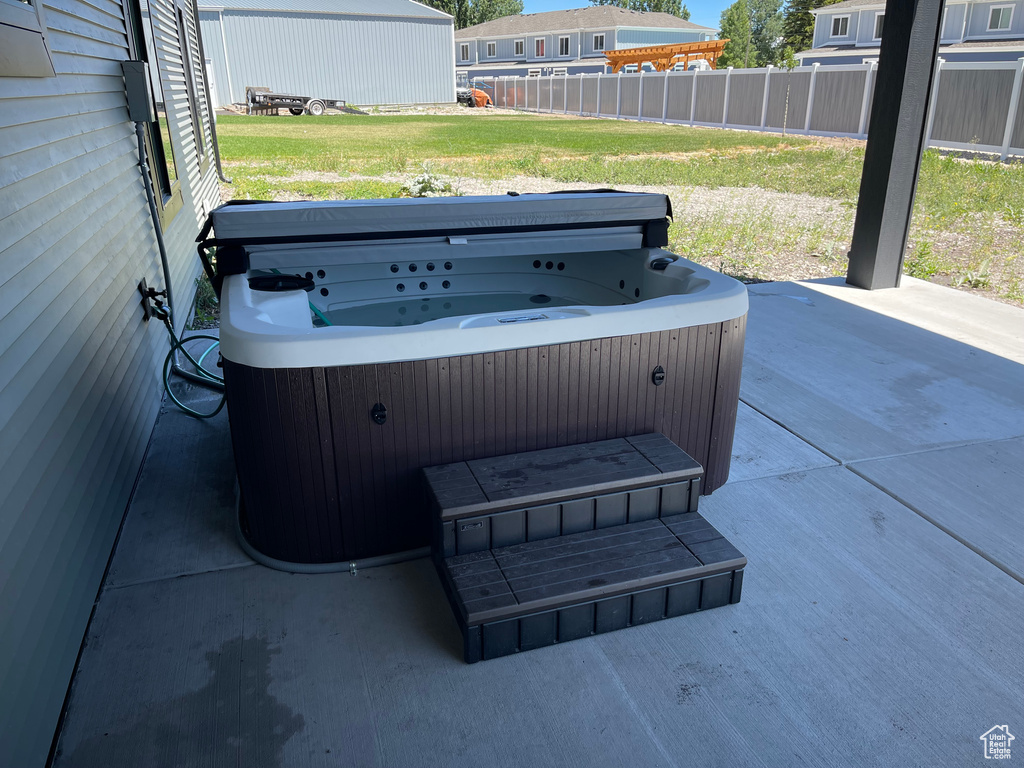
<box><xmin>52</xmin><ymin>277</ymin><xmax>1024</xmax><ymax>767</ymax></box>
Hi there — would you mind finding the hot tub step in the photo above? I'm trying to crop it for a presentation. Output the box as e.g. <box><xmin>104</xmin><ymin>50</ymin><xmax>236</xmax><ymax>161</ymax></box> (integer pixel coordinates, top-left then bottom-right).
<box><xmin>437</xmin><ymin>512</ymin><xmax>745</xmax><ymax>663</ymax></box>
<box><xmin>424</xmin><ymin>434</ymin><xmax>704</xmax><ymax>559</ymax></box>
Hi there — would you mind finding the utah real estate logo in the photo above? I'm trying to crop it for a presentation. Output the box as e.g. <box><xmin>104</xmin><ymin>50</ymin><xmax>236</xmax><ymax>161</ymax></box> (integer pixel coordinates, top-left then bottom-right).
<box><xmin>980</xmin><ymin>725</ymin><xmax>1014</xmax><ymax>760</ymax></box>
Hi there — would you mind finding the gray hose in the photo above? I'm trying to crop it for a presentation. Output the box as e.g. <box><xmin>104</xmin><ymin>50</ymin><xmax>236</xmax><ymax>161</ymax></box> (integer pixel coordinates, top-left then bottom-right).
<box><xmin>234</xmin><ymin>496</ymin><xmax>429</xmax><ymax>573</ymax></box>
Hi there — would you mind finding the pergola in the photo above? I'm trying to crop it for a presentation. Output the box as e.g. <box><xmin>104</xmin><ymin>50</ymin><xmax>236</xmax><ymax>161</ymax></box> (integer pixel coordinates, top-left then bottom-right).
<box><xmin>603</xmin><ymin>40</ymin><xmax>728</xmax><ymax>73</ymax></box>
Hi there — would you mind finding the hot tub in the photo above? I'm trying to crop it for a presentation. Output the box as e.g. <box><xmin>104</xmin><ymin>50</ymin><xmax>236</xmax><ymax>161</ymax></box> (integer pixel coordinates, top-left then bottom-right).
<box><xmin>205</xmin><ymin>192</ymin><xmax>748</xmax><ymax>564</ymax></box>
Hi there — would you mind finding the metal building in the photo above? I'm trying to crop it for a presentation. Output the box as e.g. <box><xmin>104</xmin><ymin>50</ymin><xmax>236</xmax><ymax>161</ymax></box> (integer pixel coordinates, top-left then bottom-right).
<box><xmin>198</xmin><ymin>0</ymin><xmax>456</xmax><ymax>107</ymax></box>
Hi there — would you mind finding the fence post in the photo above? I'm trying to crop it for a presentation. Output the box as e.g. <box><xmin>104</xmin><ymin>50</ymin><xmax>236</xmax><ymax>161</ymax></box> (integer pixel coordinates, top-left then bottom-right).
<box><xmin>514</xmin><ymin>76</ymin><xmax>518</xmax><ymax>109</ymax></box>
<box><xmin>856</xmin><ymin>61</ymin><xmax>876</xmax><ymax>137</ymax></box>
<box><xmin>616</xmin><ymin>72</ymin><xmax>622</xmax><ymax>118</ymax></box>
<box><xmin>596</xmin><ymin>71</ymin><xmax>602</xmax><ymax>116</ymax></box>
<box><xmin>662</xmin><ymin>71</ymin><xmax>670</xmax><ymax>123</ymax></box>
<box><xmin>924</xmin><ymin>58</ymin><xmax>944</xmax><ymax>146</ymax></box>
<box><xmin>690</xmin><ymin>69</ymin><xmax>698</xmax><ymax>125</ymax></box>
<box><xmin>564</xmin><ymin>73</ymin><xmax>569</xmax><ymax>113</ymax></box>
<box><xmin>722</xmin><ymin>66</ymin><xmax>733</xmax><ymax>126</ymax></box>
<box><xmin>549</xmin><ymin>76</ymin><xmax>554</xmax><ymax>112</ymax></box>
<box><xmin>760</xmin><ymin>65</ymin><xmax>772</xmax><ymax>130</ymax></box>
<box><xmin>638</xmin><ymin>68</ymin><xmax>645</xmax><ymax>119</ymax></box>
<box><xmin>1000</xmin><ymin>57</ymin><xmax>1024</xmax><ymax>160</ymax></box>
<box><xmin>803</xmin><ymin>62</ymin><xmax>820</xmax><ymax>133</ymax></box>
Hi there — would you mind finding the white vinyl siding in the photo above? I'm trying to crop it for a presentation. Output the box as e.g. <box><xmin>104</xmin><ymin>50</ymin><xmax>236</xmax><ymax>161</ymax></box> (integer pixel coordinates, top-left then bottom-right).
<box><xmin>0</xmin><ymin>0</ymin><xmax>219</xmax><ymax>763</ymax></box>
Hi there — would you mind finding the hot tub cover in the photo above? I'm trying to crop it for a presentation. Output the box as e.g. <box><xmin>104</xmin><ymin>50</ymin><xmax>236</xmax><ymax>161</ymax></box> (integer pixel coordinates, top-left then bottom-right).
<box><xmin>207</xmin><ymin>192</ymin><xmax>672</xmax><ymax>244</ymax></box>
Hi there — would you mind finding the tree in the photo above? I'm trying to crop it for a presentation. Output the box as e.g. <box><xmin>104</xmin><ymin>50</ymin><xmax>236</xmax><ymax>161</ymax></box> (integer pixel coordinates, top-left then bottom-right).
<box><xmin>588</xmin><ymin>0</ymin><xmax>691</xmax><ymax>18</ymax></box>
<box><xmin>418</xmin><ymin>0</ymin><xmax>522</xmax><ymax>30</ymax></box>
<box><xmin>470</xmin><ymin>0</ymin><xmax>524</xmax><ymax>26</ymax></box>
<box><xmin>717</xmin><ymin>0</ymin><xmax>782</xmax><ymax>68</ymax></box>
<box><xmin>782</xmin><ymin>0</ymin><xmax>843</xmax><ymax>53</ymax></box>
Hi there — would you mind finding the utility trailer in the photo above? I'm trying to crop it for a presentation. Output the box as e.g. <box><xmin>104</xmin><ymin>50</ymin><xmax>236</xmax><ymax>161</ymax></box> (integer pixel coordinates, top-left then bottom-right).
<box><xmin>244</xmin><ymin>86</ymin><xmax>364</xmax><ymax>116</ymax></box>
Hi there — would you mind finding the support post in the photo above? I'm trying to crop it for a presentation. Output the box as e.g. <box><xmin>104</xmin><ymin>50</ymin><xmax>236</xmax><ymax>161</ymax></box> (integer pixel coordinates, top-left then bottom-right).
<box><xmin>722</xmin><ymin>66</ymin><xmax>733</xmax><ymax>126</ymax></box>
<box><xmin>803</xmin><ymin>62</ymin><xmax>820</xmax><ymax>133</ymax></box>
<box><xmin>549</xmin><ymin>76</ymin><xmax>554</xmax><ymax>112</ymax></box>
<box><xmin>580</xmin><ymin>74</ymin><xmax>585</xmax><ymax>115</ymax></box>
<box><xmin>616</xmin><ymin>72</ymin><xmax>622</xmax><ymax>118</ymax></box>
<box><xmin>856</xmin><ymin>61</ymin><xmax>876</xmax><ymax>137</ymax></box>
<box><xmin>662</xmin><ymin>71</ymin><xmax>670</xmax><ymax>123</ymax></box>
<box><xmin>690</xmin><ymin>69</ymin><xmax>698</xmax><ymax>125</ymax></box>
<box><xmin>760</xmin><ymin>65</ymin><xmax>772</xmax><ymax>129</ymax></box>
<box><xmin>1000</xmin><ymin>57</ymin><xmax>1024</xmax><ymax>160</ymax></box>
<box><xmin>638</xmin><ymin>68</ymin><xmax>645</xmax><ymax>119</ymax></box>
<box><xmin>923</xmin><ymin>58</ymin><xmax>944</xmax><ymax>146</ymax></box>
<box><xmin>514</xmin><ymin>76</ymin><xmax>518</xmax><ymax>109</ymax></box>
<box><xmin>564</xmin><ymin>73</ymin><xmax>568</xmax><ymax>113</ymax></box>
<box><xmin>596</xmin><ymin>72</ymin><xmax>602</xmax><ymax>115</ymax></box>
<box><xmin>847</xmin><ymin>0</ymin><xmax>944</xmax><ymax>290</ymax></box>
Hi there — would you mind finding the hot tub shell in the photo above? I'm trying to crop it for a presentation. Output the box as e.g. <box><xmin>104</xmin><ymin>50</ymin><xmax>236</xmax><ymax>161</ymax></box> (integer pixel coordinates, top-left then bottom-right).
<box><xmin>208</xmin><ymin>193</ymin><xmax>747</xmax><ymax>564</ymax></box>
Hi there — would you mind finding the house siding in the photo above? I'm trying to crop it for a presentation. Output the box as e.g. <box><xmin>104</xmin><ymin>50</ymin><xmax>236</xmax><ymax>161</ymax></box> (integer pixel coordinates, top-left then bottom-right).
<box><xmin>856</xmin><ymin>9</ymin><xmax>884</xmax><ymax>44</ymax></box>
<box><xmin>0</xmin><ymin>0</ymin><xmax>219</xmax><ymax>764</ymax></box>
<box><xmin>198</xmin><ymin>10</ymin><xmax>455</xmax><ymax>105</ymax></box>
<box><xmin>615</xmin><ymin>28</ymin><xmax>708</xmax><ymax>47</ymax></box>
<box><xmin>943</xmin><ymin>3</ymin><xmax>968</xmax><ymax>40</ymax></box>
<box><xmin>813</xmin><ymin>9</ymin><xmax>864</xmax><ymax>48</ymax></box>
<box><xmin>966</xmin><ymin>0</ymin><xmax>1024</xmax><ymax>38</ymax></box>
<box><xmin>582</xmin><ymin>28</ymin><xmax>613</xmax><ymax>56</ymax></box>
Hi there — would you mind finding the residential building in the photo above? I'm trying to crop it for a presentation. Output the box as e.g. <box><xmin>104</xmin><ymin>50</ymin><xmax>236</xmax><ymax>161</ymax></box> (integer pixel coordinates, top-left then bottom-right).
<box><xmin>0</xmin><ymin>0</ymin><xmax>221</xmax><ymax>763</ymax></box>
<box><xmin>798</xmin><ymin>0</ymin><xmax>1024</xmax><ymax>64</ymax></box>
<box><xmin>455</xmin><ymin>6</ymin><xmax>718</xmax><ymax>78</ymax></box>
<box><xmin>197</xmin><ymin>0</ymin><xmax>456</xmax><ymax>107</ymax></box>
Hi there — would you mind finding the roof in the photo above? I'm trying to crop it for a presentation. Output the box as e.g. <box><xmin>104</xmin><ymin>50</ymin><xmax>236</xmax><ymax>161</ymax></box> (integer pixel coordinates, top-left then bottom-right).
<box><xmin>455</xmin><ymin>7</ymin><xmax>716</xmax><ymax>40</ymax></box>
<box><xmin>196</xmin><ymin>0</ymin><xmax>451</xmax><ymax>18</ymax></box>
<box><xmin>810</xmin><ymin>0</ymin><xmax>887</xmax><ymax>12</ymax></box>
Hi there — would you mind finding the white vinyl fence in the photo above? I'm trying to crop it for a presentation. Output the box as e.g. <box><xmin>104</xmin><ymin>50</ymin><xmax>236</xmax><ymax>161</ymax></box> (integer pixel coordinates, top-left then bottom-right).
<box><xmin>481</xmin><ymin>57</ymin><xmax>1024</xmax><ymax>160</ymax></box>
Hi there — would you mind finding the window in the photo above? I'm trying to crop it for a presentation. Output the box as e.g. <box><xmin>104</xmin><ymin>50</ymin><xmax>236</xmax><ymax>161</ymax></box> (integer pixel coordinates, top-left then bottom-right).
<box><xmin>988</xmin><ymin>5</ymin><xmax>1013</xmax><ymax>31</ymax></box>
<box><xmin>535</xmin><ymin>38</ymin><xmax>545</xmax><ymax>57</ymax></box>
<box><xmin>593</xmin><ymin>33</ymin><xmax>605</xmax><ymax>51</ymax></box>
<box><xmin>552</xmin><ymin>67</ymin><xmax>567</xmax><ymax>76</ymax></box>
<box><xmin>486</xmin><ymin>40</ymin><xmax>496</xmax><ymax>57</ymax></box>
<box><xmin>0</xmin><ymin>0</ymin><xmax>55</xmax><ymax>76</ymax></box>
<box><xmin>460</xmin><ymin>43</ymin><xmax>469</xmax><ymax>60</ymax></box>
<box><xmin>527</xmin><ymin>68</ymin><xmax>541</xmax><ymax>77</ymax></box>
<box><xmin>830</xmin><ymin>15</ymin><xmax>849</xmax><ymax>37</ymax></box>
<box><xmin>558</xmin><ymin>35</ymin><xmax>570</xmax><ymax>56</ymax></box>
<box><xmin>873</xmin><ymin>12</ymin><xmax>884</xmax><ymax>39</ymax></box>
<box><xmin>125</xmin><ymin>0</ymin><xmax>183</xmax><ymax>224</ymax></box>
<box><xmin>514</xmin><ymin>38</ymin><xmax>524</xmax><ymax>56</ymax></box>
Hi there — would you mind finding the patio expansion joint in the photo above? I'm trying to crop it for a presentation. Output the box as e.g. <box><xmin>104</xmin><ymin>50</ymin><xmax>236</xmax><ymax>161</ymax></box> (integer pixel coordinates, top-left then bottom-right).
<box><xmin>103</xmin><ymin>560</ymin><xmax>258</xmax><ymax>593</ymax></box>
<box><xmin>739</xmin><ymin>396</ymin><xmax>1024</xmax><ymax>587</ymax></box>
<box><xmin>844</xmin><ymin>463</ymin><xmax>1024</xmax><ymax>588</ymax></box>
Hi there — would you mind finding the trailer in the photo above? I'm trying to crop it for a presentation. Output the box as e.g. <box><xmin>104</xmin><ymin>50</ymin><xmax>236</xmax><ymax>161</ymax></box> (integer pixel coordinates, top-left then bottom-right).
<box><xmin>244</xmin><ymin>86</ymin><xmax>365</xmax><ymax>116</ymax></box>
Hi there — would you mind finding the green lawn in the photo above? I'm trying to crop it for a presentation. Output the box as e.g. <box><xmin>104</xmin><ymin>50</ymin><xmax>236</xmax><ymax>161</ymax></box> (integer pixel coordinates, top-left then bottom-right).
<box><xmin>214</xmin><ymin>112</ymin><xmax>1024</xmax><ymax>303</ymax></box>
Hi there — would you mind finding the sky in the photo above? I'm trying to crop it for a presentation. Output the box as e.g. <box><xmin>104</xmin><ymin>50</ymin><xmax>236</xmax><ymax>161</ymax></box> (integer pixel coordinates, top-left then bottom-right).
<box><xmin>520</xmin><ymin>0</ymin><xmax>730</xmax><ymax>32</ymax></box>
